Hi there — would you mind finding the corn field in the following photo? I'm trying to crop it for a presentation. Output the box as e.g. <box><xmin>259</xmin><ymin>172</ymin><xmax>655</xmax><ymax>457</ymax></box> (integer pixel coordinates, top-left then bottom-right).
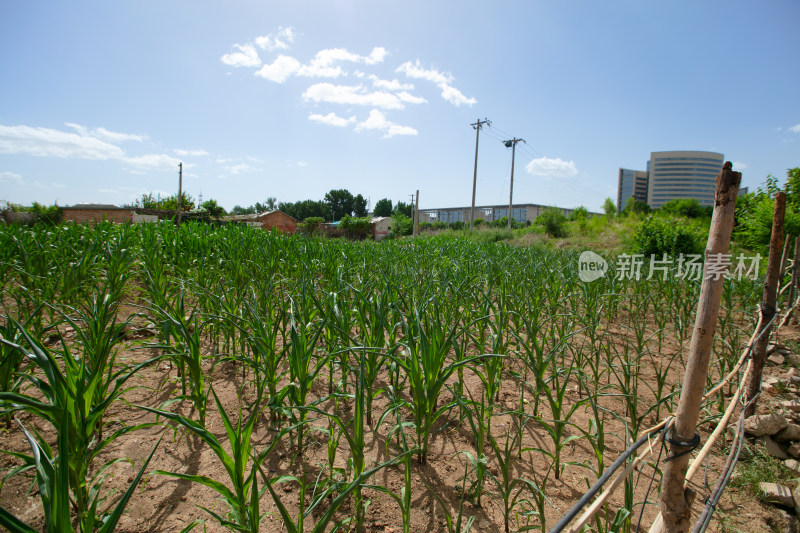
<box><xmin>0</xmin><ymin>221</ymin><xmax>762</xmax><ymax>532</ymax></box>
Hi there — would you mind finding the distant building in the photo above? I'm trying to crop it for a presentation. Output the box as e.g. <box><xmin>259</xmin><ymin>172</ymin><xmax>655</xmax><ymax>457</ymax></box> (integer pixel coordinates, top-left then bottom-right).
<box><xmin>62</xmin><ymin>204</ymin><xmax>135</xmax><ymax>224</ymax></box>
<box><xmin>371</xmin><ymin>216</ymin><xmax>391</xmax><ymax>241</ymax></box>
<box><xmin>617</xmin><ymin>169</ymin><xmax>649</xmax><ymax>213</ymax></box>
<box><xmin>617</xmin><ymin>151</ymin><xmax>725</xmax><ymax>210</ymax></box>
<box><xmin>648</xmin><ymin>151</ymin><xmax>724</xmax><ymax>209</ymax></box>
<box><xmin>224</xmin><ymin>210</ymin><xmax>297</xmax><ymax>233</ymax></box>
<box><xmin>418</xmin><ymin>203</ymin><xmax>587</xmax><ymax>225</ymax></box>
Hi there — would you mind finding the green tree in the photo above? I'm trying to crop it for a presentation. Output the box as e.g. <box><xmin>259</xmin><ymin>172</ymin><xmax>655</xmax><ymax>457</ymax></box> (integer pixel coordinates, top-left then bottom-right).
<box><xmin>254</xmin><ymin>197</ymin><xmax>277</xmax><ymax>213</ymax></box>
<box><xmin>603</xmin><ymin>198</ymin><xmax>617</xmax><ymax>217</ymax></box>
<box><xmin>734</xmin><ymin>169</ymin><xmax>800</xmax><ymax>253</ymax></box>
<box><xmin>231</xmin><ymin>205</ymin><xmax>256</xmax><ymax>215</ymax></box>
<box><xmin>394</xmin><ymin>201</ymin><xmax>412</xmax><ymax>218</ymax></box>
<box><xmin>353</xmin><ymin>194</ymin><xmax>368</xmax><ymax>217</ymax></box>
<box><xmin>279</xmin><ymin>200</ymin><xmax>332</xmax><ymax>221</ymax></box>
<box><xmin>373</xmin><ymin>198</ymin><xmax>393</xmax><ymax>217</ymax></box>
<box><xmin>129</xmin><ymin>192</ymin><xmax>194</xmax><ymax>211</ymax></box>
<box><xmin>199</xmin><ymin>199</ymin><xmax>226</xmax><ymax>218</ymax></box>
<box><xmin>324</xmin><ymin>189</ymin><xmax>355</xmax><ymax>221</ymax></box>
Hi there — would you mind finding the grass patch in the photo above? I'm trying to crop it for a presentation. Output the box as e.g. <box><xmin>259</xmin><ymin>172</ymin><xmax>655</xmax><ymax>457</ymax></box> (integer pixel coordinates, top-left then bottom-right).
<box><xmin>730</xmin><ymin>441</ymin><xmax>796</xmax><ymax>500</ymax></box>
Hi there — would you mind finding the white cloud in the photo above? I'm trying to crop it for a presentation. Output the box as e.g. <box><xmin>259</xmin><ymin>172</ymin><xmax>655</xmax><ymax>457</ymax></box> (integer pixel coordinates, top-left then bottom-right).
<box><xmin>0</xmin><ymin>124</ymin><xmax>126</xmax><ymax>160</ymax></box>
<box><xmin>309</xmin><ymin>112</ymin><xmax>356</xmax><ymax>127</ymax></box>
<box><xmin>92</xmin><ymin>127</ymin><xmax>147</xmax><ymax>143</ymax></box>
<box><xmin>221</xmin><ymin>44</ymin><xmax>262</xmax><ymax>68</ymax></box>
<box><xmin>438</xmin><ymin>83</ymin><xmax>477</xmax><ymax>106</ymax></box>
<box><xmin>302</xmin><ymin>83</ymin><xmax>412</xmax><ymax>110</ymax></box>
<box><xmin>790</xmin><ymin>123</ymin><xmax>800</xmax><ymax>133</ymax></box>
<box><xmin>396</xmin><ymin>60</ymin><xmax>476</xmax><ymax>107</ymax></box>
<box><xmin>255</xmin><ymin>27</ymin><xmax>295</xmax><ymax>51</ymax></box>
<box><xmin>525</xmin><ymin>157</ymin><xmax>579</xmax><ymax>178</ymax></box>
<box><xmin>396</xmin><ymin>60</ymin><xmax>452</xmax><ymax>85</ymax></box>
<box><xmin>298</xmin><ymin>47</ymin><xmax>388</xmax><ymax>78</ymax></box>
<box><xmin>174</xmin><ymin>148</ymin><xmax>210</xmax><ymax>157</ymax></box>
<box><xmin>731</xmin><ymin>161</ymin><xmax>748</xmax><ymax>170</ymax></box>
<box><xmin>255</xmin><ymin>55</ymin><xmax>301</xmax><ymax>83</ymax></box>
<box><xmin>369</xmin><ymin>75</ymin><xmax>414</xmax><ymax>91</ymax></box>
<box><xmin>0</xmin><ymin>171</ymin><xmax>22</xmax><ymax>183</ymax></box>
<box><xmin>355</xmin><ymin>110</ymin><xmax>418</xmax><ymax>138</ymax></box>
<box><xmin>229</xmin><ymin>163</ymin><xmax>257</xmax><ymax>175</ymax></box>
<box><xmin>252</xmin><ymin>46</ymin><xmax>388</xmax><ymax>83</ymax></box>
<box><xmin>397</xmin><ymin>91</ymin><xmax>427</xmax><ymax>105</ymax></box>
<box><xmin>0</xmin><ymin>123</ymin><xmax>184</xmax><ymax>175</ymax></box>
<box><xmin>123</xmin><ymin>153</ymin><xmax>182</xmax><ymax>171</ymax></box>
<box><xmin>65</xmin><ymin>123</ymin><xmax>147</xmax><ymax>143</ymax></box>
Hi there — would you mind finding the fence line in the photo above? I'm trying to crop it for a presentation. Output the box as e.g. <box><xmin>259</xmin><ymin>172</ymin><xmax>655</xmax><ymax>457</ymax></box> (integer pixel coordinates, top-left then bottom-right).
<box><xmin>550</xmin><ymin>311</ymin><xmax>776</xmax><ymax>533</ymax></box>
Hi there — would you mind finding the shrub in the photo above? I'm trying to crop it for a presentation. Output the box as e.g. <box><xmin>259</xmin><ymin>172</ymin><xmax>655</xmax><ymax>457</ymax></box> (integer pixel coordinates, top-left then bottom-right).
<box><xmin>632</xmin><ymin>216</ymin><xmax>702</xmax><ymax>257</ymax></box>
<box><xmin>536</xmin><ymin>208</ymin><xmax>567</xmax><ymax>238</ymax></box>
<box><xmin>299</xmin><ymin>216</ymin><xmax>325</xmax><ymax>236</ymax></box>
<box><xmin>339</xmin><ymin>215</ymin><xmax>373</xmax><ymax>240</ymax></box>
<box><xmin>569</xmin><ymin>206</ymin><xmax>589</xmax><ymax>221</ymax></box>
<box><xmin>390</xmin><ymin>212</ymin><xmax>413</xmax><ymax>236</ymax></box>
<box><xmin>660</xmin><ymin>198</ymin><xmax>711</xmax><ymax>219</ymax></box>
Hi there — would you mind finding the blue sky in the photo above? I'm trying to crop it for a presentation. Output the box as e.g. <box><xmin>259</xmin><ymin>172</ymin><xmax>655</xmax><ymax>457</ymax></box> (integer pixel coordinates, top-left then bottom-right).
<box><xmin>1</xmin><ymin>1</ymin><xmax>798</xmax><ymax>213</ymax></box>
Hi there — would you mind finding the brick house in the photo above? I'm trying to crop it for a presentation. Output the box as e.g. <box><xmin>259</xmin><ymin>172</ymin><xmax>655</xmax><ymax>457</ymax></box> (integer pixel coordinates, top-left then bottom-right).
<box><xmin>61</xmin><ymin>204</ymin><xmax>135</xmax><ymax>224</ymax></box>
<box><xmin>224</xmin><ymin>210</ymin><xmax>297</xmax><ymax>234</ymax></box>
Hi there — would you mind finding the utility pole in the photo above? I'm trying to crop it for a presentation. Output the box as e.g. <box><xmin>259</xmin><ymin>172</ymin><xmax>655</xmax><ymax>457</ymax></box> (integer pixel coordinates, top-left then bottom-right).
<box><xmin>470</xmin><ymin>118</ymin><xmax>491</xmax><ymax>230</ymax></box>
<box><xmin>414</xmin><ymin>189</ymin><xmax>420</xmax><ymax>236</ymax></box>
<box><xmin>503</xmin><ymin>138</ymin><xmax>525</xmax><ymax>231</ymax></box>
<box><xmin>177</xmin><ymin>162</ymin><xmax>183</xmax><ymax>228</ymax></box>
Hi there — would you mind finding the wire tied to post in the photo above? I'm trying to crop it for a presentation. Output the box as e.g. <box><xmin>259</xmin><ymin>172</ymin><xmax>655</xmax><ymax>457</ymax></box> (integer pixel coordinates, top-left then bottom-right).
<box><xmin>663</xmin><ymin>418</ymin><xmax>701</xmax><ymax>463</ymax></box>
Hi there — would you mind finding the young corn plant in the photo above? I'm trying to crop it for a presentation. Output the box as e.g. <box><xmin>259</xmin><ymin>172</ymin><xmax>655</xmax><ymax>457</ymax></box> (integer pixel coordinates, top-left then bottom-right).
<box><xmin>0</xmin><ymin>313</ymin><xmax>41</xmax><ymax>427</ymax></box>
<box><xmin>427</xmin><ymin>458</ymin><xmax>475</xmax><ymax>533</ymax></box>
<box><xmin>0</xmin><ymin>414</ymin><xmax>161</xmax><ymax>533</ymax></box>
<box><xmin>394</xmin><ymin>296</ymin><xmax>498</xmax><ymax>464</ymax></box>
<box><xmin>307</xmin><ymin>348</ymin><xmax>370</xmax><ymax>532</ymax></box>
<box><xmin>285</xmin><ymin>287</ymin><xmax>327</xmax><ymax>457</ymax></box>
<box><xmin>141</xmin><ymin>385</ymin><xmax>281</xmax><ymax>533</ymax></box>
<box><xmin>534</xmin><ymin>363</ymin><xmax>586</xmax><ymax>481</ymax></box>
<box><xmin>352</xmin><ymin>282</ymin><xmax>394</xmax><ymax>427</ymax></box>
<box><xmin>151</xmin><ymin>306</ymin><xmax>209</xmax><ymax>425</ymax></box>
<box><xmin>450</xmin><ymin>386</ymin><xmax>490</xmax><ymax>506</ymax></box>
<box><xmin>486</xmin><ymin>414</ymin><xmax>548</xmax><ymax>533</ymax></box>
<box><xmin>264</xmin><ymin>448</ymin><xmax>413</xmax><ymax>533</ymax></box>
<box><xmin>0</xmin><ymin>325</ymin><xmax>156</xmax><ymax>531</ymax></box>
<box><xmin>61</xmin><ymin>284</ymin><xmax>135</xmax><ymax>439</ymax></box>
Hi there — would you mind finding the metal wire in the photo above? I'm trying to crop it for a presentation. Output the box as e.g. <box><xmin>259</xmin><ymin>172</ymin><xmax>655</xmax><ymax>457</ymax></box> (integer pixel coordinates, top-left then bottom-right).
<box><xmin>548</xmin><ymin>426</ymin><xmax>662</xmax><ymax>533</ymax></box>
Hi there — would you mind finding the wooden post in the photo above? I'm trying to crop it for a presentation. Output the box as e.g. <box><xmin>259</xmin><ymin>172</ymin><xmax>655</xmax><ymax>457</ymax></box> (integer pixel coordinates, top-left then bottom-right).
<box><xmin>658</xmin><ymin>162</ymin><xmax>740</xmax><ymax>533</ymax></box>
<box><xmin>177</xmin><ymin>162</ymin><xmax>183</xmax><ymax>228</ymax></box>
<box><xmin>414</xmin><ymin>189</ymin><xmax>420</xmax><ymax>237</ymax></box>
<box><xmin>743</xmin><ymin>192</ymin><xmax>786</xmax><ymax>418</ymax></box>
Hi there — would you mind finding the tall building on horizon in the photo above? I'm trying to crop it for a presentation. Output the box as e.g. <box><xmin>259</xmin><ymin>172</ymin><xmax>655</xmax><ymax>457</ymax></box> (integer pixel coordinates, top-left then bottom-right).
<box><xmin>617</xmin><ymin>150</ymin><xmax>725</xmax><ymax>210</ymax></box>
<box><xmin>647</xmin><ymin>150</ymin><xmax>724</xmax><ymax>209</ymax></box>
<box><xmin>617</xmin><ymin>168</ymin><xmax>649</xmax><ymax>213</ymax></box>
